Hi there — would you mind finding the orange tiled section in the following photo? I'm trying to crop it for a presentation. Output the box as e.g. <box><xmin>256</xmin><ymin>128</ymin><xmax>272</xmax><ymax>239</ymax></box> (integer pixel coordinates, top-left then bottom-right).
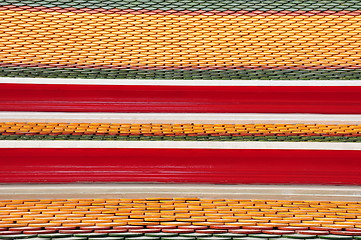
<box><xmin>0</xmin><ymin>199</ymin><xmax>360</xmax><ymax>229</ymax></box>
<box><xmin>1</xmin><ymin>123</ymin><xmax>361</xmax><ymax>136</ymax></box>
<box><xmin>0</xmin><ymin>11</ymin><xmax>360</xmax><ymax>69</ymax></box>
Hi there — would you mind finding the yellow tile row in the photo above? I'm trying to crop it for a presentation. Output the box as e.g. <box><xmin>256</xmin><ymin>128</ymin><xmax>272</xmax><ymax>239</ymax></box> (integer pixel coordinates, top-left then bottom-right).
<box><xmin>0</xmin><ymin>123</ymin><xmax>360</xmax><ymax>135</ymax></box>
<box><xmin>0</xmin><ymin>11</ymin><xmax>360</xmax><ymax>67</ymax></box>
<box><xmin>0</xmin><ymin>199</ymin><xmax>360</xmax><ymax>228</ymax></box>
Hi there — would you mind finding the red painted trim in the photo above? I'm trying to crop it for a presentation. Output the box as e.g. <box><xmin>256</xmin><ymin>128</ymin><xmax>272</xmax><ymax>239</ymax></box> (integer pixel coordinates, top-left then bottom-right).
<box><xmin>0</xmin><ymin>148</ymin><xmax>360</xmax><ymax>184</ymax></box>
<box><xmin>0</xmin><ymin>84</ymin><xmax>360</xmax><ymax>114</ymax></box>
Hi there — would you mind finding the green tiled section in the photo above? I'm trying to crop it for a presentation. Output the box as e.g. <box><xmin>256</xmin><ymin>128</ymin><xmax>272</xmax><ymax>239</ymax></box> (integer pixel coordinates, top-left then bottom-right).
<box><xmin>0</xmin><ymin>233</ymin><xmax>359</xmax><ymax>240</ymax></box>
<box><xmin>1</xmin><ymin>67</ymin><xmax>361</xmax><ymax>80</ymax></box>
<box><xmin>1</xmin><ymin>0</ymin><xmax>361</xmax><ymax>11</ymax></box>
<box><xmin>0</xmin><ymin>135</ymin><xmax>360</xmax><ymax>142</ymax></box>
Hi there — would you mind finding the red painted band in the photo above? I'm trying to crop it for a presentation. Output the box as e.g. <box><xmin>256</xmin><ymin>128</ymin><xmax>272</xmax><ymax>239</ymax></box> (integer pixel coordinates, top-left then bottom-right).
<box><xmin>0</xmin><ymin>148</ymin><xmax>360</xmax><ymax>184</ymax></box>
<box><xmin>0</xmin><ymin>84</ymin><xmax>361</xmax><ymax>114</ymax></box>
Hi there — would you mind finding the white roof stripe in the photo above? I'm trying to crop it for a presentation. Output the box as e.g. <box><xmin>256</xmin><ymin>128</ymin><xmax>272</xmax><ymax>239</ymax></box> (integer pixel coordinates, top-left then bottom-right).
<box><xmin>1</xmin><ymin>140</ymin><xmax>361</xmax><ymax>150</ymax></box>
<box><xmin>0</xmin><ymin>112</ymin><xmax>360</xmax><ymax>124</ymax></box>
<box><xmin>1</xmin><ymin>77</ymin><xmax>361</xmax><ymax>86</ymax></box>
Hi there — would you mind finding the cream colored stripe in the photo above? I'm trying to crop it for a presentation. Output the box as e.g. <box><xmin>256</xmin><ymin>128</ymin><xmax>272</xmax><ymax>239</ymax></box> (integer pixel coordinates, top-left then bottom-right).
<box><xmin>1</xmin><ymin>112</ymin><xmax>361</xmax><ymax>124</ymax></box>
<box><xmin>1</xmin><ymin>140</ymin><xmax>361</xmax><ymax>150</ymax></box>
<box><xmin>1</xmin><ymin>184</ymin><xmax>361</xmax><ymax>201</ymax></box>
<box><xmin>2</xmin><ymin>78</ymin><xmax>361</xmax><ymax>86</ymax></box>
